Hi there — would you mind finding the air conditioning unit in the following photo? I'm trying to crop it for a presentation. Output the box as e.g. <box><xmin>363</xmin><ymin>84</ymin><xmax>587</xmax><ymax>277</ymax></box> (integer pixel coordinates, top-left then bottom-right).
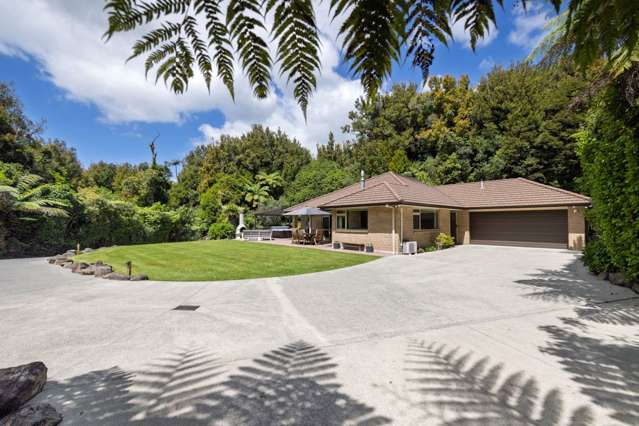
<box><xmin>402</xmin><ymin>241</ymin><xmax>417</xmax><ymax>255</ymax></box>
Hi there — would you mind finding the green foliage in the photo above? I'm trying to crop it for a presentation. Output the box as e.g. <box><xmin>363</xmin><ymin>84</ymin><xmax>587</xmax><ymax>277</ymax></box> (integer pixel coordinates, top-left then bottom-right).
<box><xmin>577</xmin><ymin>86</ymin><xmax>639</xmax><ymax>281</ymax></box>
<box><xmin>582</xmin><ymin>238</ymin><xmax>614</xmax><ymax>275</ymax></box>
<box><xmin>339</xmin><ymin>65</ymin><xmax>588</xmax><ymax>189</ymax></box>
<box><xmin>207</xmin><ymin>221</ymin><xmax>235</xmax><ymax>240</ymax></box>
<box><xmin>243</xmin><ymin>181</ymin><xmax>270</xmax><ymax>209</ymax></box>
<box><xmin>200</xmin><ymin>125</ymin><xmax>311</xmax><ymax>198</ymax></box>
<box><xmin>284</xmin><ymin>160</ymin><xmax>355</xmax><ymax>206</ymax></box>
<box><xmin>389</xmin><ymin>149</ymin><xmax>410</xmax><ymax>173</ymax></box>
<box><xmin>435</xmin><ymin>233</ymin><xmax>455</xmax><ymax>249</ymax></box>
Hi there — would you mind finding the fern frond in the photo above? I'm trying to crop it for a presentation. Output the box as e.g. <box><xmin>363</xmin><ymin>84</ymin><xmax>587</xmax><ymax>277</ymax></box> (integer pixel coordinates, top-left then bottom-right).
<box><xmin>183</xmin><ymin>15</ymin><xmax>213</xmax><ymax>91</ymax></box>
<box><xmin>451</xmin><ymin>0</ymin><xmax>503</xmax><ymax>51</ymax></box>
<box><xmin>333</xmin><ymin>0</ymin><xmax>403</xmax><ymax>98</ymax></box>
<box><xmin>104</xmin><ymin>0</ymin><xmax>191</xmax><ymax>39</ymax></box>
<box><xmin>194</xmin><ymin>0</ymin><xmax>235</xmax><ymax>98</ymax></box>
<box><xmin>405</xmin><ymin>0</ymin><xmax>451</xmax><ymax>81</ymax></box>
<box><xmin>227</xmin><ymin>0</ymin><xmax>272</xmax><ymax>98</ymax></box>
<box><xmin>267</xmin><ymin>0</ymin><xmax>321</xmax><ymax>119</ymax></box>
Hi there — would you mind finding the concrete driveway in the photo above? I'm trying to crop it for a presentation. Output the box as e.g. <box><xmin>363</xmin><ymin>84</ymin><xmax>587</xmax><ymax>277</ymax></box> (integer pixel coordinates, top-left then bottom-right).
<box><xmin>1</xmin><ymin>245</ymin><xmax>638</xmax><ymax>425</ymax></box>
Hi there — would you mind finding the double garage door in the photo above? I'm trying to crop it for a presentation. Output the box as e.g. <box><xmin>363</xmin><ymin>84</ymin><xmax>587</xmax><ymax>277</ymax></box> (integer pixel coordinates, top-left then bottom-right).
<box><xmin>470</xmin><ymin>210</ymin><xmax>568</xmax><ymax>249</ymax></box>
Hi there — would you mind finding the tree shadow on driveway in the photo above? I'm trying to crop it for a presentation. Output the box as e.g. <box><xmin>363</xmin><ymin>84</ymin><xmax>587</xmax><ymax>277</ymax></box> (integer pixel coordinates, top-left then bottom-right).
<box><xmin>38</xmin><ymin>341</ymin><xmax>390</xmax><ymax>425</ymax></box>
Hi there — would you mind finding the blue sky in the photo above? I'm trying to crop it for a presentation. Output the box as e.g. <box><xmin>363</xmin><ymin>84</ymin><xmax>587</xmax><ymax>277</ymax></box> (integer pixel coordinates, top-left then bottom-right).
<box><xmin>0</xmin><ymin>0</ymin><xmax>552</xmax><ymax>168</ymax></box>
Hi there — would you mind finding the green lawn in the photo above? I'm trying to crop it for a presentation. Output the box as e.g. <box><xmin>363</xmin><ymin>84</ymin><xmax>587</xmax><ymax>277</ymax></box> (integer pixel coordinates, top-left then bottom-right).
<box><xmin>73</xmin><ymin>240</ymin><xmax>376</xmax><ymax>281</ymax></box>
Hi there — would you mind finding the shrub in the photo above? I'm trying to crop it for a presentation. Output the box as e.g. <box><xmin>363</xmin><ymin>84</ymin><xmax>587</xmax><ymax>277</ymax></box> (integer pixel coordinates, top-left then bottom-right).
<box><xmin>577</xmin><ymin>86</ymin><xmax>639</xmax><ymax>282</ymax></box>
<box><xmin>208</xmin><ymin>221</ymin><xmax>235</xmax><ymax>240</ymax></box>
<box><xmin>435</xmin><ymin>233</ymin><xmax>455</xmax><ymax>249</ymax></box>
<box><xmin>582</xmin><ymin>238</ymin><xmax>614</xmax><ymax>275</ymax></box>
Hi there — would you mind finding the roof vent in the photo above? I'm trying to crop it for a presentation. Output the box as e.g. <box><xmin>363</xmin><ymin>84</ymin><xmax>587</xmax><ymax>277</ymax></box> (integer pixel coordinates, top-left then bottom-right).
<box><xmin>360</xmin><ymin>170</ymin><xmax>365</xmax><ymax>190</ymax></box>
<box><xmin>480</xmin><ymin>180</ymin><xmax>484</xmax><ymax>190</ymax></box>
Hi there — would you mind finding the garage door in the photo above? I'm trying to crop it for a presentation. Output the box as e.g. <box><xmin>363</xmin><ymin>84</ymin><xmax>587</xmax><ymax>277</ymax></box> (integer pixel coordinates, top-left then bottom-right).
<box><xmin>470</xmin><ymin>210</ymin><xmax>567</xmax><ymax>248</ymax></box>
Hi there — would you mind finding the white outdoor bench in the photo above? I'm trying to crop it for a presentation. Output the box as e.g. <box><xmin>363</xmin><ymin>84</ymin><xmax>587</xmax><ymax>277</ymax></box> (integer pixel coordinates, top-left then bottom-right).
<box><xmin>242</xmin><ymin>229</ymin><xmax>273</xmax><ymax>241</ymax></box>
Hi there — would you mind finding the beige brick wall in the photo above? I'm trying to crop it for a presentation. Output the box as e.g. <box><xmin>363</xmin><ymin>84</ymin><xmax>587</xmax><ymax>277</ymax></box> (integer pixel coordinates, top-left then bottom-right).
<box><xmin>458</xmin><ymin>210</ymin><xmax>470</xmax><ymax>244</ymax></box>
<box><xmin>331</xmin><ymin>206</ymin><xmax>399</xmax><ymax>253</ymax></box>
<box><xmin>568</xmin><ymin>207</ymin><xmax>586</xmax><ymax>250</ymax></box>
<box><xmin>398</xmin><ymin>207</ymin><xmax>451</xmax><ymax>249</ymax></box>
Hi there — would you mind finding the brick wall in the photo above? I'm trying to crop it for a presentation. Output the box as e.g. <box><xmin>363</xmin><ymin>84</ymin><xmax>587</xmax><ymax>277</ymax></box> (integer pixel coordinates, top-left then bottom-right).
<box><xmin>331</xmin><ymin>206</ymin><xmax>399</xmax><ymax>253</ymax></box>
<box><xmin>567</xmin><ymin>207</ymin><xmax>586</xmax><ymax>250</ymax></box>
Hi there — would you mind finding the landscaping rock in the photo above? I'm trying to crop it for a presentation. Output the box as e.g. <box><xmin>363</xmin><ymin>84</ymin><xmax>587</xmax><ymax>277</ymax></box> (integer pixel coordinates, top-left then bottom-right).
<box><xmin>0</xmin><ymin>362</ymin><xmax>47</xmax><ymax>419</ymax></box>
<box><xmin>608</xmin><ymin>272</ymin><xmax>627</xmax><ymax>286</ymax></box>
<box><xmin>0</xmin><ymin>403</ymin><xmax>62</xmax><ymax>426</ymax></box>
<box><xmin>52</xmin><ymin>258</ymin><xmax>67</xmax><ymax>266</ymax></box>
<box><xmin>70</xmin><ymin>262</ymin><xmax>89</xmax><ymax>273</ymax></box>
<box><xmin>80</xmin><ymin>248</ymin><xmax>94</xmax><ymax>253</ymax></box>
<box><xmin>94</xmin><ymin>260</ymin><xmax>104</xmax><ymax>266</ymax></box>
<box><xmin>102</xmin><ymin>272</ymin><xmax>130</xmax><ymax>281</ymax></box>
<box><xmin>633</xmin><ymin>283</ymin><xmax>639</xmax><ymax>294</ymax></box>
<box><xmin>78</xmin><ymin>266</ymin><xmax>95</xmax><ymax>276</ymax></box>
<box><xmin>597</xmin><ymin>271</ymin><xmax>608</xmax><ymax>281</ymax></box>
<box><xmin>63</xmin><ymin>250</ymin><xmax>76</xmax><ymax>257</ymax></box>
<box><xmin>62</xmin><ymin>261</ymin><xmax>75</xmax><ymax>269</ymax></box>
<box><xmin>130</xmin><ymin>274</ymin><xmax>149</xmax><ymax>281</ymax></box>
<box><xmin>94</xmin><ymin>265</ymin><xmax>113</xmax><ymax>278</ymax></box>
<box><xmin>46</xmin><ymin>258</ymin><xmax>56</xmax><ymax>265</ymax></box>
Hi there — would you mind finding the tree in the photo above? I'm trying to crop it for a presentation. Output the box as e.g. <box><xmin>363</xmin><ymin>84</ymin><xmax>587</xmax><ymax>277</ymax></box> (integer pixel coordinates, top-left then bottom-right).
<box><xmin>255</xmin><ymin>171</ymin><xmax>283</xmax><ymax>193</ymax></box>
<box><xmin>284</xmin><ymin>160</ymin><xmax>355</xmax><ymax>206</ymax></box>
<box><xmin>389</xmin><ymin>149</ymin><xmax>410</xmax><ymax>173</ymax></box>
<box><xmin>0</xmin><ymin>174</ymin><xmax>69</xmax><ymax>254</ymax></box>
<box><xmin>200</xmin><ymin>125</ymin><xmax>311</xmax><ymax>195</ymax></box>
<box><xmin>243</xmin><ymin>181</ymin><xmax>270</xmax><ymax>209</ymax></box>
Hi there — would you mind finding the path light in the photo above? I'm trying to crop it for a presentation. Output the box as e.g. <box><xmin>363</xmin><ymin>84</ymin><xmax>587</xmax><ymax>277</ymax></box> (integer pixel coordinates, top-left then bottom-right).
<box><xmin>126</xmin><ymin>261</ymin><xmax>132</xmax><ymax>277</ymax></box>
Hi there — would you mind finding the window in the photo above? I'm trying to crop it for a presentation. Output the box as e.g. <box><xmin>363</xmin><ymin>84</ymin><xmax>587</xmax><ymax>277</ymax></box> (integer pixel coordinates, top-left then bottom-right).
<box><xmin>336</xmin><ymin>211</ymin><xmax>347</xmax><ymax>230</ymax></box>
<box><xmin>336</xmin><ymin>209</ymin><xmax>368</xmax><ymax>230</ymax></box>
<box><xmin>347</xmin><ymin>210</ymin><xmax>368</xmax><ymax>230</ymax></box>
<box><xmin>413</xmin><ymin>209</ymin><xmax>437</xmax><ymax>230</ymax></box>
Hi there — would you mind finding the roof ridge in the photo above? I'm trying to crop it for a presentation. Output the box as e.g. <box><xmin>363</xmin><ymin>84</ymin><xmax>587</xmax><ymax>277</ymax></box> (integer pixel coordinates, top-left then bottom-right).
<box><xmin>386</xmin><ymin>171</ymin><xmax>409</xmax><ymax>186</ymax></box>
<box><xmin>318</xmin><ymin>180</ymin><xmax>386</xmax><ymax>206</ymax></box>
<box><xmin>435</xmin><ymin>177</ymin><xmax>518</xmax><ymax>188</ymax></box>
<box><xmin>516</xmin><ymin>177</ymin><xmax>591</xmax><ymax>201</ymax></box>
<box><xmin>381</xmin><ymin>181</ymin><xmax>402</xmax><ymax>202</ymax></box>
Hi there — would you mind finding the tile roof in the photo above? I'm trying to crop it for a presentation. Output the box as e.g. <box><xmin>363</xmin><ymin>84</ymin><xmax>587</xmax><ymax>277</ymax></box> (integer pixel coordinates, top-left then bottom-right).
<box><xmin>436</xmin><ymin>177</ymin><xmax>591</xmax><ymax>208</ymax></box>
<box><xmin>285</xmin><ymin>172</ymin><xmax>591</xmax><ymax>211</ymax></box>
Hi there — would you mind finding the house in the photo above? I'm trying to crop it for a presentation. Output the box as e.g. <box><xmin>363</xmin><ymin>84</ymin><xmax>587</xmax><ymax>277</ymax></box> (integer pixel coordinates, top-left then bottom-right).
<box><xmin>285</xmin><ymin>171</ymin><xmax>591</xmax><ymax>253</ymax></box>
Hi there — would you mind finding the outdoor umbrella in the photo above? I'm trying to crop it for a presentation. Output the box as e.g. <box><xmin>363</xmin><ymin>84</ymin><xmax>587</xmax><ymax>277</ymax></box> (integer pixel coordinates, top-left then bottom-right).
<box><xmin>283</xmin><ymin>207</ymin><xmax>331</xmax><ymax>233</ymax></box>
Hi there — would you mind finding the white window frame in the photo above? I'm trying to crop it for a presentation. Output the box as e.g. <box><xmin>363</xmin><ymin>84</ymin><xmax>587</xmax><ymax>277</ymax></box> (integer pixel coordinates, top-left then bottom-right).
<box><xmin>413</xmin><ymin>209</ymin><xmax>438</xmax><ymax>230</ymax></box>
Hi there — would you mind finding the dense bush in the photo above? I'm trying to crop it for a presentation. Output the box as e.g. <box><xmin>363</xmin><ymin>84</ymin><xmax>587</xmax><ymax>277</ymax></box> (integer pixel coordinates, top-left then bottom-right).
<box><xmin>208</xmin><ymin>221</ymin><xmax>235</xmax><ymax>240</ymax></box>
<box><xmin>435</xmin><ymin>233</ymin><xmax>455</xmax><ymax>249</ymax></box>
<box><xmin>582</xmin><ymin>238</ymin><xmax>614</xmax><ymax>275</ymax></box>
<box><xmin>577</xmin><ymin>86</ymin><xmax>639</xmax><ymax>282</ymax></box>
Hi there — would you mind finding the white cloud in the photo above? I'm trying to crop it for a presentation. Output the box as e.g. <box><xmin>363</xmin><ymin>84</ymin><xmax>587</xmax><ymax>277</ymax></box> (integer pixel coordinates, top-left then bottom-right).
<box><xmin>450</xmin><ymin>17</ymin><xmax>499</xmax><ymax>49</ymax></box>
<box><xmin>479</xmin><ymin>57</ymin><xmax>496</xmax><ymax>71</ymax></box>
<box><xmin>0</xmin><ymin>0</ymin><xmax>362</xmax><ymax>152</ymax></box>
<box><xmin>508</xmin><ymin>2</ymin><xmax>551</xmax><ymax>49</ymax></box>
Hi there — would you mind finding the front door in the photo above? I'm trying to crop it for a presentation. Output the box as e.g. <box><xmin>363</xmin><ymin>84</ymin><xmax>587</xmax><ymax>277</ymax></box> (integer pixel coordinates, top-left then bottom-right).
<box><xmin>450</xmin><ymin>211</ymin><xmax>458</xmax><ymax>242</ymax></box>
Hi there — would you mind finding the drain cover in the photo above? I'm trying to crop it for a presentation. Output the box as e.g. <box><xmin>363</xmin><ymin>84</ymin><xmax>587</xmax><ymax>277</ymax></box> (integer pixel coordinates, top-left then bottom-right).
<box><xmin>173</xmin><ymin>305</ymin><xmax>200</xmax><ymax>311</ymax></box>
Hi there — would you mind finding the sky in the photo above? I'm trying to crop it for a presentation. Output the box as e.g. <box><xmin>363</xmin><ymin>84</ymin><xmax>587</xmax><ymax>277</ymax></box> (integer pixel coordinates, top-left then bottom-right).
<box><xmin>0</xmin><ymin>0</ymin><xmax>554</xmax><ymax>168</ymax></box>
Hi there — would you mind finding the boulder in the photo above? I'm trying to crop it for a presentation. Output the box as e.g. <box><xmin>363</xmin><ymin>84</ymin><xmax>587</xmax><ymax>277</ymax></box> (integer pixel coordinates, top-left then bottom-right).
<box><xmin>46</xmin><ymin>258</ymin><xmax>56</xmax><ymax>265</ymax></box>
<box><xmin>63</xmin><ymin>250</ymin><xmax>76</xmax><ymax>256</ymax></box>
<box><xmin>608</xmin><ymin>272</ymin><xmax>627</xmax><ymax>286</ymax></box>
<box><xmin>102</xmin><ymin>272</ymin><xmax>130</xmax><ymax>281</ymax></box>
<box><xmin>597</xmin><ymin>271</ymin><xmax>608</xmax><ymax>281</ymax></box>
<box><xmin>0</xmin><ymin>403</ymin><xmax>62</xmax><ymax>426</ymax></box>
<box><xmin>70</xmin><ymin>262</ymin><xmax>89</xmax><ymax>273</ymax></box>
<box><xmin>130</xmin><ymin>274</ymin><xmax>149</xmax><ymax>281</ymax></box>
<box><xmin>62</xmin><ymin>262</ymin><xmax>75</xmax><ymax>269</ymax></box>
<box><xmin>80</xmin><ymin>248</ymin><xmax>94</xmax><ymax>253</ymax></box>
<box><xmin>94</xmin><ymin>265</ymin><xmax>113</xmax><ymax>278</ymax></box>
<box><xmin>52</xmin><ymin>259</ymin><xmax>67</xmax><ymax>266</ymax></box>
<box><xmin>94</xmin><ymin>260</ymin><xmax>104</xmax><ymax>266</ymax></box>
<box><xmin>0</xmin><ymin>362</ymin><xmax>47</xmax><ymax>419</ymax></box>
<box><xmin>78</xmin><ymin>266</ymin><xmax>95</xmax><ymax>276</ymax></box>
